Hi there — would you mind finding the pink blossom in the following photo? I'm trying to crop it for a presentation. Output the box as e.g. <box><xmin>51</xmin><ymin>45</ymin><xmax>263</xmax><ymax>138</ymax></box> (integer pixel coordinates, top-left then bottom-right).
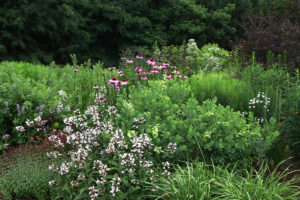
<box><xmin>53</xmin><ymin>129</ymin><xmax>57</xmax><ymax>133</ymax></box>
<box><xmin>166</xmin><ymin>74</ymin><xmax>174</xmax><ymax>79</ymax></box>
<box><xmin>162</xmin><ymin>62</ymin><xmax>170</xmax><ymax>66</ymax></box>
<box><xmin>30</xmin><ymin>136</ymin><xmax>35</xmax><ymax>140</ymax></box>
<box><xmin>120</xmin><ymin>79</ymin><xmax>129</xmax><ymax>86</ymax></box>
<box><xmin>93</xmin><ymin>85</ymin><xmax>99</xmax><ymax>90</ymax></box>
<box><xmin>141</xmin><ymin>77</ymin><xmax>148</xmax><ymax>80</ymax></box>
<box><xmin>126</xmin><ymin>60</ymin><xmax>133</xmax><ymax>64</ymax></box>
<box><xmin>4</xmin><ymin>144</ymin><xmax>8</xmax><ymax>147</ymax></box>
<box><xmin>178</xmin><ymin>75</ymin><xmax>187</xmax><ymax>79</ymax></box>
<box><xmin>151</xmin><ymin>70</ymin><xmax>159</xmax><ymax>74</ymax></box>
<box><xmin>157</xmin><ymin>65</ymin><xmax>165</xmax><ymax>70</ymax></box>
<box><xmin>74</xmin><ymin>69</ymin><xmax>79</xmax><ymax>72</ymax></box>
<box><xmin>108</xmin><ymin>66</ymin><xmax>116</xmax><ymax>70</ymax></box>
<box><xmin>173</xmin><ymin>69</ymin><xmax>180</xmax><ymax>74</ymax></box>
<box><xmin>153</xmin><ymin>65</ymin><xmax>159</xmax><ymax>69</ymax></box>
<box><xmin>146</xmin><ymin>59</ymin><xmax>156</xmax><ymax>65</ymax></box>
<box><xmin>98</xmin><ymin>98</ymin><xmax>107</xmax><ymax>103</ymax></box>
<box><xmin>136</xmin><ymin>55</ymin><xmax>143</xmax><ymax>59</ymax></box>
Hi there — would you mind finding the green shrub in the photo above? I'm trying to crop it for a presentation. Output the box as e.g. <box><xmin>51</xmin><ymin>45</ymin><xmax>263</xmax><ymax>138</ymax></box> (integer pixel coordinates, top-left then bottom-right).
<box><xmin>117</xmin><ymin>80</ymin><xmax>279</xmax><ymax>166</ymax></box>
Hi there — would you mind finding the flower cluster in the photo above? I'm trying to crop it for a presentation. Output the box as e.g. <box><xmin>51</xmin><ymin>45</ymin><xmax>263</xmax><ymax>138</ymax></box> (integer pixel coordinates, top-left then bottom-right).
<box><xmin>46</xmin><ymin>98</ymin><xmax>176</xmax><ymax>199</ymax></box>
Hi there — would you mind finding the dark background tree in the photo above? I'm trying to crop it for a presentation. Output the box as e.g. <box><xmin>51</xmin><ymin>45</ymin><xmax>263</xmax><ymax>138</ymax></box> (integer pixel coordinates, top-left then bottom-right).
<box><xmin>1</xmin><ymin>0</ymin><xmax>298</xmax><ymax>66</ymax></box>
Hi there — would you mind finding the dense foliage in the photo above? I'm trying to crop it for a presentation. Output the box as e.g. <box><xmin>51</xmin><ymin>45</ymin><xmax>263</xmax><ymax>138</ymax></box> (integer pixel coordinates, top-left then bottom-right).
<box><xmin>0</xmin><ymin>0</ymin><xmax>270</xmax><ymax>65</ymax></box>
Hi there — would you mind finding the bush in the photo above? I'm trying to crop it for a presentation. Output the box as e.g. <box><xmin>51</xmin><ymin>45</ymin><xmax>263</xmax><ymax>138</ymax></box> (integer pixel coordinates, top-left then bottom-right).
<box><xmin>117</xmin><ymin>80</ymin><xmax>279</xmax><ymax>166</ymax></box>
<box><xmin>234</xmin><ymin>12</ymin><xmax>300</xmax><ymax>71</ymax></box>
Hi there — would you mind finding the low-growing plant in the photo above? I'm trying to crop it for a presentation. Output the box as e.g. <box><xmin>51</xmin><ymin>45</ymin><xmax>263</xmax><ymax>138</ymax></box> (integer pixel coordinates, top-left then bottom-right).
<box><xmin>153</xmin><ymin>161</ymin><xmax>300</xmax><ymax>200</ymax></box>
<box><xmin>0</xmin><ymin>145</ymin><xmax>61</xmax><ymax>200</ymax></box>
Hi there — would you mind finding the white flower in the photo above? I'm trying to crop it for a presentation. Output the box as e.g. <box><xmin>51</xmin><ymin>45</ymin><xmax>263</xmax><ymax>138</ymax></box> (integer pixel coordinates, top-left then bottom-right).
<box><xmin>15</xmin><ymin>126</ymin><xmax>25</xmax><ymax>132</ymax></box>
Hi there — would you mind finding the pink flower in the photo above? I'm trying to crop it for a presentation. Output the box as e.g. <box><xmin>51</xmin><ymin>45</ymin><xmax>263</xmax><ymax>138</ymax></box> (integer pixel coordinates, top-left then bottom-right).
<box><xmin>4</xmin><ymin>144</ymin><xmax>8</xmax><ymax>147</ymax></box>
<box><xmin>126</xmin><ymin>60</ymin><xmax>133</xmax><ymax>64</ymax></box>
<box><xmin>98</xmin><ymin>98</ymin><xmax>107</xmax><ymax>103</ymax></box>
<box><xmin>53</xmin><ymin>129</ymin><xmax>57</xmax><ymax>133</ymax></box>
<box><xmin>141</xmin><ymin>77</ymin><xmax>148</xmax><ymax>80</ymax></box>
<box><xmin>178</xmin><ymin>75</ymin><xmax>187</xmax><ymax>79</ymax></box>
<box><xmin>44</xmin><ymin>120</ymin><xmax>48</xmax><ymax>123</ymax></box>
<box><xmin>136</xmin><ymin>55</ymin><xmax>143</xmax><ymax>59</ymax></box>
<box><xmin>30</xmin><ymin>136</ymin><xmax>35</xmax><ymax>141</ymax></box>
<box><xmin>108</xmin><ymin>66</ymin><xmax>116</xmax><ymax>70</ymax></box>
<box><xmin>120</xmin><ymin>79</ymin><xmax>129</xmax><ymax>86</ymax></box>
<box><xmin>162</xmin><ymin>62</ymin><xmax>170</xmax><ymax>66</ymax></box>
<box><xmin>146</xmin><ymin>59</ymin><xmax>156</xmax><ymax>65</ymax></box>
<box><xmin>153</xmin><ymin>65</ymin><xmax>159</xmax><ymax>69</ymax></box>
<box><xmin>151</xmin><ymin>70</ymin><xmax>159</xmax><ymax>74</ymax></box>
<box><xmin>93</xmin><ymin>85</ymin><xmax>99</xmax><ymax>90</ymax></box>
<box><xmin>166</xmin><ymin>74</ymin><xmax>174</xmax><ymax>79</ymax></box>
<box><xmin>74</xmin><ymin>69</ymin><xmax>79</xmax><ymax>72</ymax></box>
<box><xmin>157</xmin><ymin>65</ymin><xmax>165</xmax><ymax>70</ymax></box>
<box><xmin>2</xmin><ymin>134</ymin><xmax>10</xmax><ymax>139</ymax></box>
<box><xmin>35</xmin><ymin>136</ymin><xmax>40</xmax><ymax>140</ymax></box>
<box><xmin>108</xmin><ymin>77</ymin><xmax>119</xmax><ymax>85</ymax></box>
<box><xmin>173</xmin><ymin>69</ymin><xmax>180</xmax><ymax>74</ymax></box>
<box><xmin>134</xmin><ymin>64</ymin><xmax>138</xmax><ymax>67</ymax></box>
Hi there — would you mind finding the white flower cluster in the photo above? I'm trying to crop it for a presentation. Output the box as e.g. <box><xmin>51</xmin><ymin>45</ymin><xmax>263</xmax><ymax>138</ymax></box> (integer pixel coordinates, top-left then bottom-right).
<box><xmin>186</xmin><ymin>39</ymin><xmax>199</xmax><ymax>63</ymax></box>
<box><xmin>47</xmin><ymin>98</ymin><xmax>176</xmax><ymax>199</ymax></box>
<box><xmin>201</xmin><ymin>53</ymin><xmax>222</xmax><ymax>72</ymax></box>
<box><xmin>249</xmin><ymin>92</ymin><xmax>271</xmax><ymax>111</ymax></box>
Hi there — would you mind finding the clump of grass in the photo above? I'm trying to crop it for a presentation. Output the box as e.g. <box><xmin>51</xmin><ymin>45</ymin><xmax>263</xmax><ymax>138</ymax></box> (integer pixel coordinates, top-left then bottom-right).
<box><xmin>152</xmin><ymin>161</ymin><xmax>300</xmax><ymax>200</ymax></box>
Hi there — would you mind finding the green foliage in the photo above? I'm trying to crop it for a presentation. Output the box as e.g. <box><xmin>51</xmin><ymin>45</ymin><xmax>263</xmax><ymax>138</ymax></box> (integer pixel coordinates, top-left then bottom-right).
<box><xmin>117</xmin><ymin>80</ymin><xmax>279</xmax><ymax>166</ymax></box>
<box><xmin>153</xmin><ymin>161</ymin><xmax>300</xmax><ymax>200</ymax></box>
<box><xmin>281</xmin><ymin>70</ymin><xmax>300</xmax><ymax>159</ymax></box>
<box><xmin>189</xmin><ymin>73</ymin><xmax>253</xmax><ymax>112</ymax></box>
<box><xmin>0</xmin><ymin>61</ymin><xmax>111</xmax><ymax>149</ymax></box>
<box><xmin>0</xmin><ymin>147</ymin><xmax>60</xmax><ymax>200</ymax></box>
<box><xmin>0</xmin><ymin>0</ymin><xmax>238</xmax><ymax>65</ymax></box>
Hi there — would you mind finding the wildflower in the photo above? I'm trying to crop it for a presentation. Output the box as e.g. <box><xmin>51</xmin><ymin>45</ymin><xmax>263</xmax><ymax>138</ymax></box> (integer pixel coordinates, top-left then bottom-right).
<box><xmin>166</xmin><ymin>74</ymin><xmax>174</xmax><ymax>79</ymax></box>
<box><xmin>108</xmin><ymin>66</ymin><xmax>116</xmax><ymax>70</ymax></box>
<box><xmin>157</xmin><ymin>65</ymin><xmax>165</xmax><ymax>70</ymax></box>
<box><xmin>178</xmin><ymin>75</ymin><xmax>187</xmax><ymax>79</ymax></box>
<box><xmin>74</xmin><ymin>69</ymin><xmax>79</xmax><ymax>72</ymax></box>
<box><xmin>49</xmin><ymin>180</ymin><xmax>56</xmax><ymax>186</ymax></box>
<box><xmin>173</xmin><ymin>69</ymin><xmax>180</xmax><ymax>74</ymax></box>
<box><xmin>4</xmin><ymin>144</ymin><xmax>9</xmax><ymax>147</ymax></box>
<box><xmin>118</xmin><ymin>71</ymin><xmax>123</xmax><ymax>77</ymax></box>
<box><xmin>285</xmin><ymin>145</ymin><xmax>289</xmax><ymax>150</ymax></box>
<box><xmin>141</xmin><ymin>77</ymin><xmax>148</xmax><ymax>81</ymax></box>
<box><xmin>93</xmin><ymin>85</ymin><xmax>99</xmax><ymax>90</ymax></box>
<box><xmin>120</xmin><ymin>79</ymin><xmax>128</xmax><ymax>86</ymax></box>
<box><xmin>126</xmin><ymin>60</ymin><xmax>133</xmax><ymax>64</ymax></box>
<box><xmin>136</xmin><ymin>55</ymin><xmax>143</xmax><ymax>59</ymax></box>
<box><xmin>151</xmin><ymin>70</ymin><xmax>159</xmax><ymax>74</ymax></box>
<box><xmin>2</xmin><ymin>134</ymin><xmax>10</xmax><ymax>139</ymax></box>
<box><xmin>30</xmin><ymin>136</ymin><xmax>35</xmax><ymax>141</ymax></box>
<box><xmin>98</xmin><ymin>98</ymin><xmax>107</xmax><ymax>103</ymax></box>
<box><xmin>162</xmin><ymin>62</ymin><xmax>170</xmax><ymax>66</ymax></box>
<box><xmin>146</xmin><ymin>59</ymin><xmax>156</xmax><ymax>65</ymax></box>
<box><xmin>16</xmin><ymin>126</ymin><xmax>25</xmax><ymax>132</ymax></box>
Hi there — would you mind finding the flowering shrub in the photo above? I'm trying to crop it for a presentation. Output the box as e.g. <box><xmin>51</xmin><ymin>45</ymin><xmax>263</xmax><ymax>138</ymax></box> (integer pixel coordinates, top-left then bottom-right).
<box><xmin>46</xmin><ymin>99</ymin><xmax>176</xmax><ymax>199</ymax></box>
<box><xmin>198</xmin><ymin>44</ymin><xmax>230</xmax><ymax>73</ymax></box>
<box><xmin>248</xmin><ymin>92</ymin><xmax>271</xmax><ymax>123</ymax></box>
